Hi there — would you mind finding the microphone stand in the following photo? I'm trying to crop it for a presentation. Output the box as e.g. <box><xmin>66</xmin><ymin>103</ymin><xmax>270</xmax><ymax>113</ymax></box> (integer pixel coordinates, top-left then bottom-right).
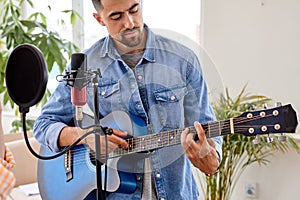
<box><xmin>91</xmin><ymin>69</ymin><xmax>105</xmax><ymax>200</ymax></box>
<box><xmin>58</xmin><ymin>68</ymin><xmax>110</xmax><ymax>199</ymax></box>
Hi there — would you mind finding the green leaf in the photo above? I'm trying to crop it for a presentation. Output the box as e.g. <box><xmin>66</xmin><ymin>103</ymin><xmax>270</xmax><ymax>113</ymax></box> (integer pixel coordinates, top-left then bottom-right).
<box><xmin>204</xmin><ymin>85</ymin><xmax>300</xmax><ymax>200</ymax></box>
<box><xmin>0</xmin><ymin>0</ymin><xmax>79</xmax><ymax>117</ymax></box>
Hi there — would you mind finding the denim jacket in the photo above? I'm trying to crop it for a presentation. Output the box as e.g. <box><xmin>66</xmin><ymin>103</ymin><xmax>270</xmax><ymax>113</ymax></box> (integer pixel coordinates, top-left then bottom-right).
<box><xmin>33</xmin><ymin>25</ymin><xmax>222</xmax><ymax>200</ymax></box>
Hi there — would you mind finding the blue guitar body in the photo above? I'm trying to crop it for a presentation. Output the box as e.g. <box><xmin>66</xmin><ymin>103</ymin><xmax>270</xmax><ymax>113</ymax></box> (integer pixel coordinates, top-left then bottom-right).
<box><xmin>39</xmin><ymin>145</ymin><xmax>97</xmax><ymax>200</ymax></box>
<box><xmin>38</xmin><ymin>111</ymin><xmax>148</xmax><ymax>200</ymax></box>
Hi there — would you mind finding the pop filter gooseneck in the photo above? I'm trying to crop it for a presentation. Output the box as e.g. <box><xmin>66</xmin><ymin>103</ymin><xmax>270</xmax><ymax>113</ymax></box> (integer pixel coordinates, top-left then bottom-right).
<box><xmin>5</xmin><ymin>44</ymin><xmax>91</xmax><ymax>160</ymax></box>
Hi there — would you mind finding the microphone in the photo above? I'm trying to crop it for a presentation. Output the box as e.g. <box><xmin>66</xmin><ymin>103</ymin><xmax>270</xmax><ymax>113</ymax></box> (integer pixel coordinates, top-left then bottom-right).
<box><xmin>70</xmin><ymin>53</ymin><xmax>87</xmax><ymax>125</ymax></box>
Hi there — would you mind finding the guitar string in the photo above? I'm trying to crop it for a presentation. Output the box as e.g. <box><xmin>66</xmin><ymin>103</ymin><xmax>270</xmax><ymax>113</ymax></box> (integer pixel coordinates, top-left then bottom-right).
<box><xmin>66</xmin><ymin>112</ymin><xmax>280</xmax><ymax>166</ymax></box>
<box><xmin>107</xmin><ymin>112</ymin><xmax>277</xmax><ymax>157</ymax></box>
<box><xmin>68</xmin><ymin>123</ymin><xmax>276</xmax><ymax>165</ymax></box>
<box><xmin>68</xmin><ymin>113</ymin><xmax>279</xmax><ymax>166</ymax></box>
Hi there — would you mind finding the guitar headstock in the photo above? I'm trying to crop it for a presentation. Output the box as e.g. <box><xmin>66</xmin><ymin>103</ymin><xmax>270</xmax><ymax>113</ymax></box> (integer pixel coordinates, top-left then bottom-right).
<box><xmin>234</xmin><ymin>104</ymin><xmax>298</xmax><ymax>137</ymax></box>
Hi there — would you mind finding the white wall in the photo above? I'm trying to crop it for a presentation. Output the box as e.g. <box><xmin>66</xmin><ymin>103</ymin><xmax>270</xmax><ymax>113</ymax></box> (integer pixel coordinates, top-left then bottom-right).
<box><xmin>202</xmin><ymin>0</ymin><xmax>300</xmax><ymax>116</ymax></box>
<box><xmin>201</xmin><ymin>0</ymin><xmax>300</xmax><ymax>199</ymax></box>
<box><xmin>232</xmin><ymin>148</ymin><xmax>300</xmax><ymax>200</ymax></box>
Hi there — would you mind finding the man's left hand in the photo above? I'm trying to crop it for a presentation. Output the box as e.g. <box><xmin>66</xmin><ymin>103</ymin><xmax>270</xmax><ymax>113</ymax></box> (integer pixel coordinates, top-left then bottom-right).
<box><xmin>181</xmin><ymin>121</ymin><xmax>219</xmax><ymax>175</ymax></box>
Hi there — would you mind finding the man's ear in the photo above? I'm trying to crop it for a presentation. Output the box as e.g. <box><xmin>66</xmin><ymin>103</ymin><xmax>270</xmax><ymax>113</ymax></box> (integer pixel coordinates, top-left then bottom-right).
<box><xmin>93</xmin><ymin>13</ymin><xmax>105</xmax><ymax>26</ymax></box>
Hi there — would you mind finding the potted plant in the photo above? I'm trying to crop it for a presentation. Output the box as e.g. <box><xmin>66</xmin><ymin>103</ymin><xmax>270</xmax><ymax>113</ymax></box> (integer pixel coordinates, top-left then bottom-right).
<box><xmin>199</xmin><ymin>85</ymin><xmax>300</xmax><ymax>200</ymax></box>
<box><xmin>0</xmin><ymin>0</ymin><xmax>80</xmax><ymax>131</ymax></box>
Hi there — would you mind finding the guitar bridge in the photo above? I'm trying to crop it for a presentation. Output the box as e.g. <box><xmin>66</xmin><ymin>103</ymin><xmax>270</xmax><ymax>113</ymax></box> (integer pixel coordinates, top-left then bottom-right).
<box><xmin>64</xmin><ymin>149</ymin><xmax>73</xmax><ymax>182</ymax></box>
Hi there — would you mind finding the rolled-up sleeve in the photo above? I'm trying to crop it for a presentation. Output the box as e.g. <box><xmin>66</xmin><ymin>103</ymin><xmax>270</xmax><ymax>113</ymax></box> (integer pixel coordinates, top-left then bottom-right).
<box><xmin>33</xmin><ymin>82</ymin><xmax>74</xmax><ymax>152</ymax></box>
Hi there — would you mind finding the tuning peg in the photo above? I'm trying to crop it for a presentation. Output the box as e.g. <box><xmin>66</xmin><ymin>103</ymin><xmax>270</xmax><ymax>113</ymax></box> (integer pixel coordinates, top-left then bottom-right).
<box><xmin>263</xmin><ymin>103</ymin><xmax>268</xmax><ymax>109</ymax></box>
<box><xmin>265</xmin><ymin>136</ymin><xmax>274</xmax><ymax>143</ymax></box>
<box><xmin>250</xmin><ymin>105</ymin><xmax>256</xmax><ymax>111</ymax></box>
<box><xmin>252</xmin><ymin>136</ymin><xmax>260</xmax><ymax>144</ymax></box>
<box><xmin>278</xmin><ymin>133</ymin><xmax>287</xmax><ymax>141</ymax></box>
<box><xmin>275</xmin><ymin>102</ymin><xmax>282</xmax><ymax>107</ymax></box>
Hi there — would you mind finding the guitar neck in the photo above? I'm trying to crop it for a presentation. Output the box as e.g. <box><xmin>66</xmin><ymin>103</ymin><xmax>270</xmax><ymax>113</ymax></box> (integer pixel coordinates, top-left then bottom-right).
<box><xmin>108</xmin><ymin>119</ymin><xmax>231</xmax><ymax>159</ymax></box>
<box><xmin>104</xmin><ymin>104</ymin><xmax>298</xmax><ymax>159</ymax></box>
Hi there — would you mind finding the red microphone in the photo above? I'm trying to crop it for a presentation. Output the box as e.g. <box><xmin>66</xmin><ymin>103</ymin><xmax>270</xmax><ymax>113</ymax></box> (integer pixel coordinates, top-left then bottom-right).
<box><xmin>70</xmin><ymin>53</ymin><xmax>87</xmax><ymax>124</ymax></box>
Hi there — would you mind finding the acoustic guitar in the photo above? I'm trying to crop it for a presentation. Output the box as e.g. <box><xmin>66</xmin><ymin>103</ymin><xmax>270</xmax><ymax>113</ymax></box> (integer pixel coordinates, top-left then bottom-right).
<box><xmin>38</xmin><ymin>104</ymin><xmax>298</xmax><ymax>200</ymax></box>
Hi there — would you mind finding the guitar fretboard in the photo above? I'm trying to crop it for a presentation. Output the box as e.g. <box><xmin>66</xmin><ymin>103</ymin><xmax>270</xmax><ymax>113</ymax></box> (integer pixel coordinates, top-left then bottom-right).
<box><xmin>97</xmin><ymin>104</ymin><xmax>296</xmax><ymax>160</ymax></box>
<box><xmin>107</xmin><ymin>119</ymin><xmax>231</xmax><ymax>159</ymax></box>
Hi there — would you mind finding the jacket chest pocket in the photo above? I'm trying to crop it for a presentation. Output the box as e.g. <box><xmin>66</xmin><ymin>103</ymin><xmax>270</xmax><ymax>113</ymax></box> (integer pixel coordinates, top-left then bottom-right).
<box><xmin>88</xmin><ymin>81</ymin><xmax>122</xmax><ymax>115</ymax></box>
<box><xmin>153</xmin><ymin>85</ymin><xmax>187</xmax><ymax>103</ymax></box>
<box><xmin>99</xmin><ymin>81</ymin><xmax>120</xmax><ymax>98</ymax></box>
<box><xmin>151</xmin><ymin>85</ymin><xmax>188</xmax><ymax>130</ymax></box>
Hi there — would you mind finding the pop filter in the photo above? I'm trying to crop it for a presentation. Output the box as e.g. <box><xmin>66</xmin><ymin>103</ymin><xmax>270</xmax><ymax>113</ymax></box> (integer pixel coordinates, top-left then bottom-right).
<box><xmin>4</xmin><ymin>44</ymin><xmax>70</xmax><ymax>161</ymax></box>
<box><xmin>5</xmin><ymin>44</ymin><xmax>48</xmax><ymax>113</ymax></box>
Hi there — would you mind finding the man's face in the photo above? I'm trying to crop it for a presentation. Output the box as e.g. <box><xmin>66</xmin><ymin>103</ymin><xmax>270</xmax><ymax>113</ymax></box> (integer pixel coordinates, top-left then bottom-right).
<box><xmin>94</xmin><ymin>0</ymin><xmax>144</xmax><ymax>50</ymax></box>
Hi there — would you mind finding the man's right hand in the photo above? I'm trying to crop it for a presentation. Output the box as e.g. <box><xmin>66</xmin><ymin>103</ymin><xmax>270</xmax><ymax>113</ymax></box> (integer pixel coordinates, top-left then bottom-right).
<box><xmin>84</xmin><ymin>128</ymin><xmax>129</xmax><ymax>155</ymax></box>
<box><xmin>59</xmin><ymin>126</ymin><xmax>129</xmax><ymax>157</ymax></box>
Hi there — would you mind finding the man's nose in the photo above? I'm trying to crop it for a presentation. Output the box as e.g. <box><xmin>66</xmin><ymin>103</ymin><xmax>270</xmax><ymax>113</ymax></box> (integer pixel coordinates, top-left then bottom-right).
<box><xmin>123</xmin><ymin>12</ymin><xmax>134</xmax><ymax>29</ymax></box>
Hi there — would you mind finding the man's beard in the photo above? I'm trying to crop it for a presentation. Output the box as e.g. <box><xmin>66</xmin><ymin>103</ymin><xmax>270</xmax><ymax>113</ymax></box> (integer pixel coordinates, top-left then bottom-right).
<box><xmin>119</xmin><ymin>27</ymin><xmax>143</xmax><ymax>48</ymax></box>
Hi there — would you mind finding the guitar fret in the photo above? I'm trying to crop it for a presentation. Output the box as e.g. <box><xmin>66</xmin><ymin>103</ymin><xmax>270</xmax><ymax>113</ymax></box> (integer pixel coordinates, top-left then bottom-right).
<box><xmin>164</xmin><ymin>132</ymin><xmax>168</xmax><ymax>147</ymax></box>
<box><xmin>146</xmin><ymin>134</ymin><xmax>152</xmax><ymax>150</ymax></box>
<box><xmin>141</xmin><ymin>137</ymin><xmax>145</xmax><ymax>150</ymax></box>
<box><xmin>137</xmin><ymin>137</ymin><xmax>142</xmax><ymax>152</ymax></box>
<box><xmin>219</xmin><ymin>121</ymin><xmax>221</xmax><ymax>136</ymax></box>
<box><xmin>211</xmin><ymin>122</ymin><xmax>217</xmax><ymax>138</ymax></box>
<box><xmin>148</xmin><ymin>134</ymin><xmax>153</xmax><ymax>149</ymax></box>
<box><xmin>147</xmin><ymin>135</ymin><xmax>151</xmax><ymax>150</ymax></box>
<box><xmin>156</xmin><ymin>134</ymin><xmax>160</xmax><ymax>148</ymax></box>
<box><xmin>168</xmin><ymin>131</ymin><xmax>170</xmax><ymax>146</ymax></box>
<box><xmin>163</xmin><ymin>131</ymin><xmax>170</xmax><ymax>147</ymax></box>
<box><xmin>175</xmin><ymin>129</ymin><xmax>181</xmax><ymax>144</ymax></box>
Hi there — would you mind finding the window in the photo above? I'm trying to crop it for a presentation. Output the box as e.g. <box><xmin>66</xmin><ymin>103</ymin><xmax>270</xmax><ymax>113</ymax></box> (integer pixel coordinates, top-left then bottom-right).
<box><xmin>142</xmin><ymin>0</ymin><xmax>201</xmax><ymax>43</ymax></box>
<box><xmin>83</xmin><ymin>1</ymin><xmax>108</xmax><ymax>48</ymax></box>
<box><xmin>26</xmin><ymin>1</ymin><xmax>73</xmax><ymax>93</ymax></box>
<box><xmin>28</xmin><ymin>1</ymin><xmax>73</xmax><ymax>41</ymax></box>
<box><xmin>83</xmin><ymin>0</ymin><xmax>201</xmax><ymax>48</ymax></box>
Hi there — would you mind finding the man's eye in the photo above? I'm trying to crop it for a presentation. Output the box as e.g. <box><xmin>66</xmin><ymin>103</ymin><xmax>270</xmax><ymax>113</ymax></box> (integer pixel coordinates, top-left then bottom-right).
<box><xmin>111</xmin><ymin>14</ymin><xmax>121</xmax><ymax>20</ymax></box>
<box><xmin>129</xmin><ymin>6</ymin><xmax>139</xmax><ymax>14</ymax></box>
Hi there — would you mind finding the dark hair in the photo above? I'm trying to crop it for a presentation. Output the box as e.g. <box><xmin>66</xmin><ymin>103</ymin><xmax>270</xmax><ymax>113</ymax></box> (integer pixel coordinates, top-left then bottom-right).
<box><xmin>92</xmin><ymin>0</ymin><xmax>103</xmax><ymax>12</ymax></box>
